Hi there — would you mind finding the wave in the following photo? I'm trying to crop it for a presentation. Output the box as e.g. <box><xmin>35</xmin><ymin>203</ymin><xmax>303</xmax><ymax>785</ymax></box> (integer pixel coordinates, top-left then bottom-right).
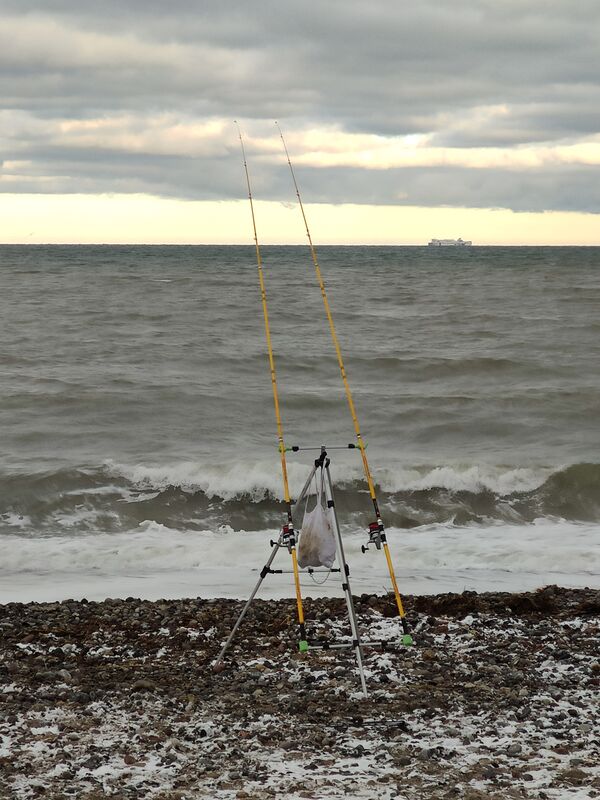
<box><xmin>357</xmin><ymin>355</ymin><xmax>563</xmax><ymax>380</ymax></box>
<box><xmin>1</xmin><ymin>520</ymin><xmax>598</xmax><ymax>606</ymax></box>
<box><xmin>1</xmin><ymin>460</ymin><xmax>599</xmax><ymax>534</ymax></box>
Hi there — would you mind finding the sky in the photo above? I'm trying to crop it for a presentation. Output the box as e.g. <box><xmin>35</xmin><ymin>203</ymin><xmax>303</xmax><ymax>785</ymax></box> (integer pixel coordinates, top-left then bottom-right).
<box><xmin>1</xmin><ymin>0</ymin><xmax>599</xmax><ymax>244</ymax></box>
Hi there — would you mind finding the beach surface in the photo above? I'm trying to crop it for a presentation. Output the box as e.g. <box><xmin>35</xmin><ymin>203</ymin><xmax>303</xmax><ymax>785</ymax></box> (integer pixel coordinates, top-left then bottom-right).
<box><xmin>1</xmin><ymin>586</ymin><xmax>598</xmax><ymax>799</ymax></box>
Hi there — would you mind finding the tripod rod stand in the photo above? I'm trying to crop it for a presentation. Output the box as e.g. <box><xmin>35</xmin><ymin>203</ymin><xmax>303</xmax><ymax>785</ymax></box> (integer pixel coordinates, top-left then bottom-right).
<box><xmin>213</xmin><ymin>449</ymin><xmax>368</xmax><ymax>696</ymax></box>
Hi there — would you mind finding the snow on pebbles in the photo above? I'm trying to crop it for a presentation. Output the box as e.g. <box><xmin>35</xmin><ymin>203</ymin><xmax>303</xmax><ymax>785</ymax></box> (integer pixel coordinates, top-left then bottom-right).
<box><xmin>0</xmin><ymin>587</ymin><xmax>598</xmax><ymax>800</ymax></box>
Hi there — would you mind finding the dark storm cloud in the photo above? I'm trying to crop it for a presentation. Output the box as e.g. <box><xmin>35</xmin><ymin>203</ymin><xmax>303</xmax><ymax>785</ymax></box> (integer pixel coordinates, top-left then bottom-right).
<box><xmin>1</xmin><ymin>1</ymin><xmax>599</xmax><ymax>211</ymax></box>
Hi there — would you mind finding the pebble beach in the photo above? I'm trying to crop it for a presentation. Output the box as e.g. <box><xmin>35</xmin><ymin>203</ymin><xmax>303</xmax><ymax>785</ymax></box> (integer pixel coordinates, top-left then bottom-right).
<box><xmin>1</xmin><ymin>586</ymin><xmax>599</xmax><ymax>799</ymax></box>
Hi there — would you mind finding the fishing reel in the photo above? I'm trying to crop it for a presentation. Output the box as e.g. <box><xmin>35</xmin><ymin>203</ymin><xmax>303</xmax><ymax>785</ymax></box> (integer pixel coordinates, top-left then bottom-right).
<box><xmin>361</xmin><ymin>520</ymin><xmax>384</xmax><ymax>553</ymax></box>
<box><xmin>279</xmin><ymin>522</ymin><xmax>296</xmax><ymax>553</ymax></box>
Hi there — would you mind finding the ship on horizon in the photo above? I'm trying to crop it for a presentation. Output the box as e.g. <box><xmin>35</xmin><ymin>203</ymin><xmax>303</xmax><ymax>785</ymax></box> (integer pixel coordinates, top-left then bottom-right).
<box><xmin>428</xmin><ymin>238</ymin><xmax>472</xmax><ymax>247</ymax></box>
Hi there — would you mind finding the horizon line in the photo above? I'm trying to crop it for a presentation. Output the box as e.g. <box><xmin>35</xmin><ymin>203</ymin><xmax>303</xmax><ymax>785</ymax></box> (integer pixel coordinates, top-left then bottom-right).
<box><xmin>2</xmin><ymin>242</ymin><xmax>600</xmax><ymax>247</ymax></box>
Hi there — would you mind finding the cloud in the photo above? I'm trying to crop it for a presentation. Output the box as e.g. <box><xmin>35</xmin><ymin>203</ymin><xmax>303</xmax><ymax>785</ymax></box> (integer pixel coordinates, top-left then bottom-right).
<box><xmin>1</xmin><ymin>1</ymin><xmax>599</xmax><ymax>213</ymax></box>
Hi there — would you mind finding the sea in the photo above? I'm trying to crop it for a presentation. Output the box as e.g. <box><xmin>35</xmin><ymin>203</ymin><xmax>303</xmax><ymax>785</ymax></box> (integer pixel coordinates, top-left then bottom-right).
<box><xmin>1</xmin><ymin>245</ymin><xmax>599</xmax><ymax>604</ymax></box>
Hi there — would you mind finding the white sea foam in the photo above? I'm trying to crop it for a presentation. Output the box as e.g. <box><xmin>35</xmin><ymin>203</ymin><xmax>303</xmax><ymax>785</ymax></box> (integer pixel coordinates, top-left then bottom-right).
<box><xmin>104</xmin><ymin>458</ymin><xmax>306</xmax><ymax>501</ymax></box>
<box><xmin>51</xmin><ymin>509</ymin><xmax>122</xmax><ymax>528</ymax></box>
<box><xmin>105</xmin><ymin>457</ymin><xmax>552</xmax><ymax>500</ymax></box>
<box><xmin>1</xmin><ymin>518</ymin><xmax>597</xmax><ymax>604</ymax></box>
<box><xmin>0</xmin><ymin>513</ymin><xmax>32</xmax><ymax>528</ymax></box>
<box><xmin>63</xmin><ymin>484</ymin><xmax>126</xmax><ymax>497</ymax></box>
<box><xmin>378</xmin><ymin>464</ymin><xmax>553</xmax><ymax>495</ymax></box>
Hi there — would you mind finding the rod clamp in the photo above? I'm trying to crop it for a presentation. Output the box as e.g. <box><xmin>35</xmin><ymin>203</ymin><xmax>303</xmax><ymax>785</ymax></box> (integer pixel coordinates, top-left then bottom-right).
<box><xmin>314</xmin><ymin>449</ymin><xmax>328</xmax><ymax>469</ymax></box>
<box><xmin>361</xmin><ymin>520</ymin><xmax>384</xmax><ymax>553</ymax></box>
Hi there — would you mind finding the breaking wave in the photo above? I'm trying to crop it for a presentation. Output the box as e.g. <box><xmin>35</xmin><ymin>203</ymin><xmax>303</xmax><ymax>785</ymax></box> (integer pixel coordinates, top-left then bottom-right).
<box><xmin>1</xmin><ymin>460</ymin><xmax>599</xmax><ymax>534</ymax></box>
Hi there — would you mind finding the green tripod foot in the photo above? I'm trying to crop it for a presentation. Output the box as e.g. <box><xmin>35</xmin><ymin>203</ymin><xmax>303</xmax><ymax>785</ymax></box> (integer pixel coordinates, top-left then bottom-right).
<box><xmin>298</xmin><ymin>640</ymin><xmax>309</xmax><ymax>653</ymax></box>
<box><xmin>401</xmin><ymin>634</ymin><xmax>414</xmax><ymax>646</ymax></box>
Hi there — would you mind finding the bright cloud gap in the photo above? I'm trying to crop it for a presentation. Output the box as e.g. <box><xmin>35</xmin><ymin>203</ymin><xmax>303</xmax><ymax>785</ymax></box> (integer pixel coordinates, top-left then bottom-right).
<box><xmin>1</xmin><ymin>1</ymin><xmax>599</xmax><ymax>241</ymax></box>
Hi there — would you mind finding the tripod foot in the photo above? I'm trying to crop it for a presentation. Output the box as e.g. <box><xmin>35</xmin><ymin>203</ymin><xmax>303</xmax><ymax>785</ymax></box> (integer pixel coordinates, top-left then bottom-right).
<box><xmin>401</xmin><ymin>634</ymin><xmax>414</xmax><ymax>647</ymax></box>
<box><xmin>298</xmin><ymin>640</ymin><xmax>309</xmax><ymax>653</ymax></box>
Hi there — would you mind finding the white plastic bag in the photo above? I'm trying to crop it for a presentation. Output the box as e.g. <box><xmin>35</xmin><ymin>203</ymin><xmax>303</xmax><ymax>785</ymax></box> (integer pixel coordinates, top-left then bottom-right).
<box><xmin>297</xmin><ymin>473</ymin><xmax>337</xmax><ymax>569</ymax></box>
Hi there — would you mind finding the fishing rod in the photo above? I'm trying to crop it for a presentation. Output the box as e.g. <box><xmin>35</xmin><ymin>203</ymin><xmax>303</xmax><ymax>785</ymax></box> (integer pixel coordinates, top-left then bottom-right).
<box><xmin>275</xmin><ymin>122</ymin><xmax>412</xmax><ymax>641</ymax></box>
<box><xmin>234</xmin><ymin>121</ymin><xmax>308</xmax><ymax>652</ymax></box>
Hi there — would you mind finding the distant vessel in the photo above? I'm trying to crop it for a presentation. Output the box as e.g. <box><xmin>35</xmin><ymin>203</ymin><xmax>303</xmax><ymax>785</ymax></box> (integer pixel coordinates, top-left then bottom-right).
<box><xmin>428</xmin><ymin>238</ymin><xmax>472</xmax><ymax>247</ymax></box>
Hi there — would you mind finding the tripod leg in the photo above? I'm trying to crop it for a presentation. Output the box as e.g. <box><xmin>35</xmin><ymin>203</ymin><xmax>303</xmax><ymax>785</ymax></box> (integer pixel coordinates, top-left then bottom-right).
<box><xmin>214</xmin><ymin>535</ymin><xmax>282</xmax><ymax>666</ymax></box>
<box><xmin>324</xmin><ymin>464</ymin><xmax>368</xmax><ymax>698</ymax></box>
<box><xmin>215</xmin><ymin>461</ymin><xmax>321</xmax><ymax>667</ymax></box>
<box><xmin>293</xmin><ymin>461</ymin><xmax>319</xmax><ymax>514</ymax></box>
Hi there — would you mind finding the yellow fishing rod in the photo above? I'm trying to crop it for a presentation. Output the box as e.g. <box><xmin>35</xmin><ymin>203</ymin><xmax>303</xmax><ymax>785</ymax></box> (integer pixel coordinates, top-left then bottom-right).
<box><xmin>276</xmin><ymin>122</ymin><xmax>412</xmax><ymax>642</ymax></box>
<box><xmin>235</xmin><ymin>122</ymin><xmax>308</xmax><ymax>651</ymax></box>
